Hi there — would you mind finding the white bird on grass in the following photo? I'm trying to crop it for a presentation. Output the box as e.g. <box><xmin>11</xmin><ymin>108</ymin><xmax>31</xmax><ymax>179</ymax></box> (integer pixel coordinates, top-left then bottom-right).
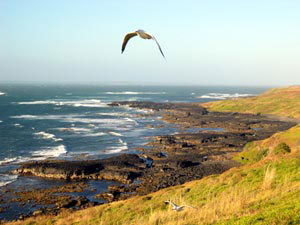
<box><xmin>121</xmin><ymin>29</ymin><xmax>165</xmax><ymax>58</ymax></box>
<box><xmin>164</xmin><ymin>200</ymin><xmax>194</xmax><ymax>212</ymax></box>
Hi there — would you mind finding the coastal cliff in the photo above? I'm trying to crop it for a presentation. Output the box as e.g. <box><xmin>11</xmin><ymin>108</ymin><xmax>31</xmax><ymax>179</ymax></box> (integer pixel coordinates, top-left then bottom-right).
<box><xmin>5</xmin><ymin>86</ymin><xmax>300</xmax><ymax>225</ymax></box>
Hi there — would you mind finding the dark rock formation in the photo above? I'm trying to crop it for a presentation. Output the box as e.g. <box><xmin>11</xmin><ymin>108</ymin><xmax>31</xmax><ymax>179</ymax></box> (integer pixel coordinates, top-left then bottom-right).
<box><xmin>4</xmin><ymin>100</ymin><xmax>297</xmax><ymax>221</ymax></box>
<box><xmin>13</xmin><ymin>154</ymin><xmax>145</xmax><ymax>184</ymax></box>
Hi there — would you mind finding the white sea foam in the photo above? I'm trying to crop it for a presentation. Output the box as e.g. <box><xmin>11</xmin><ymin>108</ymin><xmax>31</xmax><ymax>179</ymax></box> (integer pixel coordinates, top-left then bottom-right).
<box><xmin>0</xmin><ymin>92</ymin><xmax>5</xmax><ymax>96</ymax></box>
<box><xmin>0</xmin><ymin>174</ymin><xmax>18</xmax><ymax>187</ymax></box>
<box><xmin>128</xmin><ymin>97</ymin><xmax>138</xmax><ymax>101</ymax></box>
<box><xmin>104</xmin><ymin>139</ymin><xmax>128</xmax><ymax>154</ymax></box>
<box><xmin>35</xmin><ymin>131</ymin><xmax>63</xmax><ymax>142</ymax></box>
<box><xmin>31</xmin><ymin>145</ymin><xmax>67</xmax><ymax>159</ymax></box>
<box><xmin>64</xmin><ymin>118</ymin><xmax>132</xmax><ymax>125</ymax></box>
<box><xmin>0</xmin><ymin>145</ymin><xmax>66</xmax><ymax>166</ymax></box>
<box><xmin>11</xmin><ymin>114</ymin><xmax>138</xmax><ymax>130</ymax></box>
<box><xmin>95</xmin><ymin>112</ymin><xmax>129</xmax><ymax>117</ymax></box>
<box><xmin>118</xmin><ymin>138</ymin><xmax>126</xmax><ymax>145</ymax></box>
<box><xmin>55</xmin><ymin>127</ymin><xmax>107</xmax><ymax>137</ymax></box>
<box><xmin>14</xmin><ymin>123</ymin><xmax>23</xmax><ymax>128</ymax></box>
<box><xmin>105</xmin><ymin>91</ymin><xmax>166</xmax><ymax>95</ymax></box>
<box><xmin>125</xmin><ymin>118</ymin><xmax>138</xmax><ymax>125</ymax></box>
<box><xmin>197</xmin><ymin>93</ymin><xmax>255</xmax><ymax>100</ymax></box>
<box><xmin>109</xmin><ymin>131</ymin><xmax>123</xmax><ymax>136</ymax></box>
<box><xmin>0</xmin><ymin>157</ymin><xmax>18</xmax><ymax>166</ymax></box>
<box><xmin>56</xmin><ymin>127</ymin><xmax>91</xmax><ymax>133</ymax></box>
<box><xmin>11</xmin><ymin>115</ymin><xmax>38</xmax><ymax>119</ymax></box>
<box><xmin>83</xmin><ymin>132</ymin><xmax>106</xmax><ymax>137</ymax></box>
<box><xmin>104</xmin><ymin>146</ymin><xmax>128</xmax><ymax>154</ymax></box>
<box><xmin>17</xmin><ymin>99</ymin><xmax>108</xmax><ymax>108</ymax></box>
<box><xmin>0</xmin><ymin>120</ymin><xmax>2</xmax><ymax>123</ymax></box>
<box><xmin>134</xmin><ymin>108</ymin><xmax>153</xmax><ymax>113</ymax></box>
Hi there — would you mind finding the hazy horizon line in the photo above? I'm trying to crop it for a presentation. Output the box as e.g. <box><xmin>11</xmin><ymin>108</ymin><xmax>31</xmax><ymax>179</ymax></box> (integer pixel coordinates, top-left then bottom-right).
<box><xmin>0</xmin><ymin>80</ymin><xmax>283</xmax><ymax>88</ymax></box>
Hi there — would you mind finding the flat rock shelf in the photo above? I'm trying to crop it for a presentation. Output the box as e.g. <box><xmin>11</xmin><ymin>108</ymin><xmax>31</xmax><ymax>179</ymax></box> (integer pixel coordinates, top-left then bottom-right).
<box><xmin>3</xmin><ymin>101</ymin><xmax>297</xmax><ymax>222</ymax></box>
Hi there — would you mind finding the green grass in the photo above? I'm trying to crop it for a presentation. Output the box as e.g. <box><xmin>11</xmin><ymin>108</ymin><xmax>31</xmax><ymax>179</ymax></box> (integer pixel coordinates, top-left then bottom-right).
<box><xmin>234</xmin><ymin>141</ymin><xmax>269</xmax><ymax>165</ymax></box>
<box><xmin>203</xmin><ymin>86</ymin><xmax>300</xmax><ymax>120</ymax></box>
<box><xmin>8</xmin><ymin>150</ymin><xmax>300</xmax><ymax>225</ymax></box>
<box><xmin>273</xmin><ymin>143</ymin><xmax>291</xmax><ymax>155</ymax></box>
<box><xmin>6</xmin><ymin>86</ymin><xmax>300</xmax><ymax>225</ymax></box>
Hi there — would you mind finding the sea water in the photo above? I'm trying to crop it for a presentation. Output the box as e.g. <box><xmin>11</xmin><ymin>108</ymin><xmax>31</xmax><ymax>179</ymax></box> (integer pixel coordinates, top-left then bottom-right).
<box><xmin>0</xmin><ymin>84</ymin><xmax>268</xmax><ymax>187</ymax></box>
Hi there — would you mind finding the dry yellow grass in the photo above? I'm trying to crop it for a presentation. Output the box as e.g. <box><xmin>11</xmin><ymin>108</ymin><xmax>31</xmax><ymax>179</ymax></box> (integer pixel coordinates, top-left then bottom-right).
<box><xmin>202</xmin><ymin>86</ymin><xmax>300</xmax><ymax>120</ymax></box>
<box><xmin>261</xmin><ymin>166</ymin><xmax>276</xmax><ymax>190</ymax></box>
<box><xmin>7</xmin><ymin>152</ymin><xmax>300</xmax><ymax>225</ymax></box>
<box><xmin>6</xmin><ymin>86</ymin><xmax>300</xmax><ymax>225</ymax></box>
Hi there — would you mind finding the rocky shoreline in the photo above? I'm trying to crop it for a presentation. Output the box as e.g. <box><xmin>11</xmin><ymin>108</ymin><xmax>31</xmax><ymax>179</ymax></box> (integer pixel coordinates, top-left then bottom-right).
<box><xmin>1</xmin><ymin>101</ymin><xmax>296</xmax><ymax>222</ymax></box>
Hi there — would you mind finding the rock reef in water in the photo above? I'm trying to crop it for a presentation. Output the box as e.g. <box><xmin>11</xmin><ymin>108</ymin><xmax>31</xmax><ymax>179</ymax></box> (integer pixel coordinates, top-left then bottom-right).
<box><xmin>5</xmin><ymin>100</ymin><xmax>298</xmax><ymax>221</ymax></box>
<box><xmin>13</xmin><ymin>154</ymin><xmax>145</xmax><ymax>184</ymax></box>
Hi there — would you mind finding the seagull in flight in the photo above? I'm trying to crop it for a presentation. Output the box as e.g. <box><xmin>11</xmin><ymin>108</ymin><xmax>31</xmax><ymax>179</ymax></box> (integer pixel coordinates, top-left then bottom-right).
<box><xmin>164</xmin><ymin>200</ymin><xmax>194</xmax><ymax>212</ymax></box>
<box><xmin>121</xmin><ymin>29</ymin><xmax>165</xmax><ymax>58</ymax></box>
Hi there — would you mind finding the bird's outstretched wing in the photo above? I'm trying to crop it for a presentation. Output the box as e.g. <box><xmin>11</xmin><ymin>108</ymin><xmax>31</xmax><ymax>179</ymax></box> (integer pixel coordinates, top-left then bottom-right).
<box><xmin>151</xmin><ymin>36</ymin><xmax>165</xmax><ymax>58</ymax></box>
<box><xmin>121</xmin><ymin>32</ymin><xmax>138</xmax><ymax>53</ymax></box>
<box><xmin>182</xmin><ymin>205</ymin><xmax>195</xmax><ymax>209</ymax></box>
<box><xmin>165</xmin><ymin>200</ymin><xmax>177</xmax><ymax>206</ymax></box>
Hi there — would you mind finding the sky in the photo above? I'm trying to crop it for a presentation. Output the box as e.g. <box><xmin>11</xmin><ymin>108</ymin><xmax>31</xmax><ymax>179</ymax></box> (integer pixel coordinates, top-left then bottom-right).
<box><xmin>1</xmin><ymin>0</ymin><xmax>300</xmax><ymax>86</ymax></box>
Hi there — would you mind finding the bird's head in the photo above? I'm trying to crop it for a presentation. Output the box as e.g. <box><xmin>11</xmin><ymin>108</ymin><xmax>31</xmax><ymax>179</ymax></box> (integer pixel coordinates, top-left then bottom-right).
<box><xmin>136</xmin><ymin>29</ymin><xmax>145</xmax><ymax>34</ymax></box>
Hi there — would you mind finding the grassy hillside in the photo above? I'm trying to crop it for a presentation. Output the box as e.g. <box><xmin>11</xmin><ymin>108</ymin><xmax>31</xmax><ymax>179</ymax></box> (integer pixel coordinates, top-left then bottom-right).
<box><xmin>8</xmin><ymin>125</ymin><xmax>300</xmax><ymax>225</ymax></box>
<box><xmin>235</xmin><ymin>125</ymin><xmax>300</xmax><ymax>165</ymax></box>
<box><xmin>203</xmin><ymin>86</ymin><xmax>300</xmax><ymax>120</ymax></box>
<box><xmin>7</xmin><ymin>86</ymin><xmax>300</xmax><ymax>225</ymax></box>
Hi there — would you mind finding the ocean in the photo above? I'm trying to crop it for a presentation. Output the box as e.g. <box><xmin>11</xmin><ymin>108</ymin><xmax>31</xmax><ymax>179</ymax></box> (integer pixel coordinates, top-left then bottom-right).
<box><xmin>0</xmin><ymin>84</ymin><xmax>268</xmax><ymax>188</ymax></box>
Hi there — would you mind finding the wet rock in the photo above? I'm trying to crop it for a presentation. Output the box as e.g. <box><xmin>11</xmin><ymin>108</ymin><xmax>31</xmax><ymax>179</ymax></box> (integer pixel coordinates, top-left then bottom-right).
<box><xmin>13</xmin><ymin>154</ymin><xmax>145</xmax><ymax>184</ymax></box>
<box><xmin>156</xmin><ymin>152</ymin><xmax>168</xmax><ymax>158</ymax></box>
<box><xmin>56</xmin><ymin>198</ymin><xmax>77</xmax><ymax>209</ymax></box>
<box><xmin>76</xmin><ymin>196</ymin><xmax>90</xmax><ymax>207</ymax></box>
<box><xmin>202</xmin><ymin>156</ymin><xmax>208</xmax><ymax>161</ymax></box>
<box><xmin>18</xmin><ymin>215</ymin><xmax>25</xmax><ymax>220</ymax></box>
<box><xmin>4</xmin><ymin>100</ymin><xmax>297</xmax><ymax>222</ymax></box>
<box><xmin>32</xmin><ymin>209</ymin><xmax>44</xmax><ymax>216</ymax></box>
<box><xmin>176</xmin><ymin>161</ymin><xmax>199</xmax><ymax>168</ymax></box>
<box><xmin>95</xmin><ymin>193</ymin><xmax>115</xmax><ymax>202</ymax></box>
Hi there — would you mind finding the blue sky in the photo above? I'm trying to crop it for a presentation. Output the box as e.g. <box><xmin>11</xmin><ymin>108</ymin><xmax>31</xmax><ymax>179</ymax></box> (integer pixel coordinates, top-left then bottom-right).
<box><xmin>1</xmin><ymin>0</ymin><xmax>300</xmax><ymax>85</ymax></box>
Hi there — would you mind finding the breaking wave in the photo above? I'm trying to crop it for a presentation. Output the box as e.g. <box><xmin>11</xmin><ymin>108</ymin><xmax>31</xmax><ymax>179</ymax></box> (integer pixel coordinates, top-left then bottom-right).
<box><xmin>0</xmin><ymin>174</ymin><xmax>18</xmax><ymax>187</ymax></box>
<box><xmin>197</xmin><ymin>93</ymin><xmax>255</xmax><ymax>100</ymax></box>
<box><xmin>31</xmin><ymin>145</ymin><xmax>67</xmax><ymax>159</ymax></box>
<box><xmin>83</xmin><ymin>132</ymin><xmax>106</xmax><ymax>137</ymax></box>
<box><xmin>17</xmin><ymin>99</ymin><xmax>108</xmax><ymax>108</ymax></box>
<box><xmin>0</xmin><ymin>92</ymin><xmax>5</xmax><ymax>96</ymax></box>
<box><xmin>11</xmin><ymin>115</ymin><xmax>38</xmax><ymax>119</ymax></box>
<box><xmin>14</xmin><ymin>123</ymin><xmax>23</xmax><ymax>128</ymax></box>
<box><xmin>109</xmin><ymin>131</ymin><xmax>123</xmax><ymax>136</ymax></box>
<box><xmin>0</xmin><ymin>157</ymin><xmax>18</xmax><ymax>166</ymax></box>
<box><xmin>11</xmin><ymin>115</ymin><xmax>138</xmax><ymax>127</ymax></box>
<box><xmin>35</xmin><ymin>131</ymin><xmax>63</xmax><ymax>142</ymax></box>
<box><xmin>0</xmin><ymin>145</ymin><xmax>67</xmax><ymax>167</ymax></box>
<box><xmin>104</xmin><ymin>138</ymin><xmax>128</xmax><ymax>154</ymax></box>
<box><xmin>95</xmin><ymin>112</ymin><xmax>129</xmax><ymax>117</ymax></box>
<box><xmin>56</xmin><ymin>127</ymin><xmax>91</xmax><ymax>133</ymax></box>
<box><xmin>105</xmin><ymin>91</ymin><xmax>166</xmax><ymax>95</ymax></box>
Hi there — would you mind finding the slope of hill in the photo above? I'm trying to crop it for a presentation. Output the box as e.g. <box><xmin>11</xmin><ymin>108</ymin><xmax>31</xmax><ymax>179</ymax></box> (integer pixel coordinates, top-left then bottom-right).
<box><xmin>203</xmin><ymin>86</ymin><xmax>300</xmax><ymax>120</ymax></box>
<box><xmin>7</xmin><ymin>86</ymin><xmax>300</xmax><ymax>225</ymax></box>
<box><xmin>8</xmin><ymin>142</ymin><xmax>300</xmax><ymax>224</ymax></box>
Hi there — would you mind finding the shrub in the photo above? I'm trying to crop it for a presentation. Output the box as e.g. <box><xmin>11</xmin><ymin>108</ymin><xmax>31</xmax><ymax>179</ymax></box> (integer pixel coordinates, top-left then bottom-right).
<box><xmin>273</xmin><ymin>142</ymin><xmax>291</xmax><ymax>155</ymax></box>
<box><xmin>254</xmin><ymin>148</ymin><xmax>269</xmax><ymax>161</ymax></box>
